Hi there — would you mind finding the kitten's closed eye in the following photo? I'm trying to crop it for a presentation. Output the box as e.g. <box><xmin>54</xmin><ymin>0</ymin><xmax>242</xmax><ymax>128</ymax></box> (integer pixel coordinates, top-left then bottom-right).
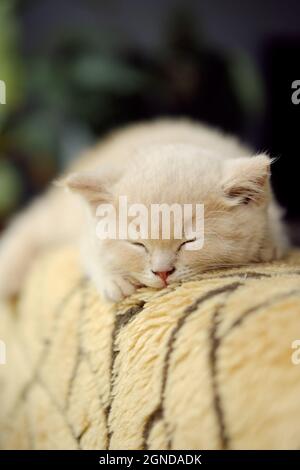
<box><xmin>127</xmin><ymin>241</ymin><xmax>148</xmax><ymax>252</ymax></box>
<box><xmin>177</xmin><ymin>238</ymin><xmax>197</xmax><ymax>251</ymax></box>
<box><xmin>128</xmin><ymin>239</ymin><xmax>197</xmax><ymax>253</ymax></box>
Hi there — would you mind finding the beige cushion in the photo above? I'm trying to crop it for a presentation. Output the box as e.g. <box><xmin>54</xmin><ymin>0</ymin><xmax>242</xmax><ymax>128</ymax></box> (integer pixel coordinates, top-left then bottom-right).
<box><xmin>1</xmin><ymin>246</ymin><xmax>300</xmax><ymax>449</ymax></box>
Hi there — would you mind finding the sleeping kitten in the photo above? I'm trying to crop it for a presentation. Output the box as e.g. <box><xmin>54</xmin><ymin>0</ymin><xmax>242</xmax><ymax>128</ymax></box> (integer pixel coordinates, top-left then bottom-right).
<box><xmin>0</xmin><ymin>119</ymin><xmax>288</xmax><ymax>302</ymax></box>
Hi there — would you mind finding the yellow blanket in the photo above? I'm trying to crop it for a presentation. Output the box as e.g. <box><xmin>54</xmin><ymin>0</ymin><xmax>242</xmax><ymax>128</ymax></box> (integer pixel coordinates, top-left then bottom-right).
<box><xmin>1</xmin><ymin>246</ymin><xmax>300</xmax><ymax>449</ymax></box>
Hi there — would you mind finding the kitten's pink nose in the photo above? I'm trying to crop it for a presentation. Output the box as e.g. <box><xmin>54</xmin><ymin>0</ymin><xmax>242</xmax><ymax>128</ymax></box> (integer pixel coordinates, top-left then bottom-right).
<box><xmin>152</xmin><ymin>268</ymin><xmax>175</xmax><ymax>286</ymax></box>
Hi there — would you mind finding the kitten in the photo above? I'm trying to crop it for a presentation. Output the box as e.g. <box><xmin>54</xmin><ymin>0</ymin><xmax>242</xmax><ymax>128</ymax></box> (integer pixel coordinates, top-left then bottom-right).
<box><xmin>0</xmin><ymin>119</ymin><xmax>288</xmax><ymax>302</ymax></box>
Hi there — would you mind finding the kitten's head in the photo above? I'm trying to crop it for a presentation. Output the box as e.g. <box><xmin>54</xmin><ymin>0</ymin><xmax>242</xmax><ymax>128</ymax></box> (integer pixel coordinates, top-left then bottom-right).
<box><xmin>66</xmin><ymin>144</ymin><xmax>272</xmax><ymax>288</ymax></box>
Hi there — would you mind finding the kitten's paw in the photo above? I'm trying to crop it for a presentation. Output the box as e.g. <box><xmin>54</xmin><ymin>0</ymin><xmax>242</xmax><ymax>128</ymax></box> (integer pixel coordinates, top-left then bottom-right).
<box><xmin>102</xmin><ymin>276</ymin><xmax>138</xmax><ymax>303</ymax></box>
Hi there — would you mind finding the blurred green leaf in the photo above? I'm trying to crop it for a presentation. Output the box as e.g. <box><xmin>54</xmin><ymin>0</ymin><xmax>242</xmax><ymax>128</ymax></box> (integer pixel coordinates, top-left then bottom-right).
<box><xmin>9</xmin><ymin>110</ymin><xmax>60</xmax><ymax>156</ymax></box>
<box><xmin>0</xmin><ymin>0</ymin><xmax>24</xmax><ymax>113</ymax></box>
<box><xmin>229</xmin><ymin>52</ymin><xmax>265</xmax><ymax>115</ymax></box>
<box><xmin>71</xmin><ymin>54</ymin><xmax>148</xmax><ymax>93</ymax></box>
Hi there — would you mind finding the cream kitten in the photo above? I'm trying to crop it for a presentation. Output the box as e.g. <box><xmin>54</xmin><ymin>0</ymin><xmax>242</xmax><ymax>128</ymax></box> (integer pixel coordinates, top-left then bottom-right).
<box><xmin>0</xmin><ymin>119</ymin><xmax>288</xmax><ymax>302</ymax></box>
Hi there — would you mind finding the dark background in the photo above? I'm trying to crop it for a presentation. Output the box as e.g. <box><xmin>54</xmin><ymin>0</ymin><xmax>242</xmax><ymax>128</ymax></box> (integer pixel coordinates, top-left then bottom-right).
<box><xmin>0</xmin><ymin>0</ymin><xmax>299</xmax><ymax>241</ymax></box>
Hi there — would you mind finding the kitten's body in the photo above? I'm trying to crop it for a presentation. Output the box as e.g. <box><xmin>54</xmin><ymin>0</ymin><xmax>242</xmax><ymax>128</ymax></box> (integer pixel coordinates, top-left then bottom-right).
<box><xmin>0</xmin><ymin>119</ymin><xmax>288</xmax><ymax>301</ymax></box>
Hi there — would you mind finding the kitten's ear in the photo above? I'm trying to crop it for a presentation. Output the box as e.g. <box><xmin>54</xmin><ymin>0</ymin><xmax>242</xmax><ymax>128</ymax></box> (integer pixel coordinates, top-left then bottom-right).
<box><xmin>222</xmin><ymin>154</ymin><xmax>273</xmax><ymax>206</ymax></box>
<box><xmin>58</xmin><ymin>172</ymin><xmax>111</xmax><ymax>209</ymax></box>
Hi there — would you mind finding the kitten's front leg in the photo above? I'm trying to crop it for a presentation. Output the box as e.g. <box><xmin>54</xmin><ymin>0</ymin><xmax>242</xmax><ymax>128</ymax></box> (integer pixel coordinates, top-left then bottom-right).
<box><xmin>81</xmin><ymin>238</ymin><xmax>140</xmax><ymax>302</ymax></box>
<box><xmin>82</xmin><ymin>253</ymin><xmax>137</xmax><ymax>302</ymax></box>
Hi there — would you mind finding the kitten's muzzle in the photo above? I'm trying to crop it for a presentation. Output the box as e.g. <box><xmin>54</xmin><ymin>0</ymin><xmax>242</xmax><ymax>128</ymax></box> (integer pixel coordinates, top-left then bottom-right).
<box><xmin>151</xmin><ymin>268</ymin><xmax>175</xmax><ymax>287</ymax></box>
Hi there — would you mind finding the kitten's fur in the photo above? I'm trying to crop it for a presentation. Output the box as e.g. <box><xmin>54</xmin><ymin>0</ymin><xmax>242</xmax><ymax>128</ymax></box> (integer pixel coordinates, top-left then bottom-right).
<box><xmin>0</xmin><ymin>119</ymin><xmax>288</xmax><ymax>302</ymax></box>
